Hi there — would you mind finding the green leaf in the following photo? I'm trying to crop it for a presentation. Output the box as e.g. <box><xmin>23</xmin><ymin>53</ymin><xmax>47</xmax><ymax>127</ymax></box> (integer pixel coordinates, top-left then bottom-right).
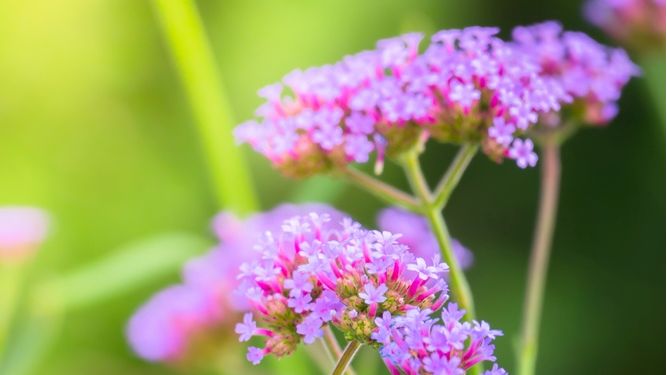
<box><xmin>46</xmin><ymin>232</ymin><xmax>210</xmax><ymax>311</ymax></box>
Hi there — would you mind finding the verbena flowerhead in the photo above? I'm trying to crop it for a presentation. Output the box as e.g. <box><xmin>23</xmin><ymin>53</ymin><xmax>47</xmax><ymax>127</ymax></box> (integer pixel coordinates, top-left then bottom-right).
<box><xmin>585</xmin><ymin>0</ymin><xmax>665</xmax><ymax>49</ymax></box>
<box><xmin>377</xmin><ymin>207</ymin><xmax>473</xmax><ymax>270</ymax></box>
<box><xmin>127</xmin><ymin>203</ymin><xmax>346</xmax><ymax>363</ymax></box>
<box><xmin>373</xmin><ymin>305</ymin><xmax>506</xmax><ymax>375</ymax></box>
<box><xmin>236</xmin><ymin>213</ymin><xmax>451</xmax><ymax>364</ymax></box>
<box><xmin>0</xmin><ymin>206</ymin><xmax>49</xmax><ymax>263</ymax></box>
<box><xmin>235</xmin><ymin>26</ymin><xmax>573</xmax><ymax>173</ymax></box>
<box><xmin>511</xmin><ymin>21</ymin><xmax>640</xmax><ymax>127</ymax></box>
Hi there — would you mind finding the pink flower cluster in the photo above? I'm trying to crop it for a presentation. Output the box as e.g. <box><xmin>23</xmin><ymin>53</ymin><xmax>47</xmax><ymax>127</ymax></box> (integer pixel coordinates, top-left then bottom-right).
<box><xmin>511</xmin><ymin>21</ymin><xmax>640</xmax><ymax>126</ymax></box>
<box><xmin>234</xmin><ymin>210</ymin><xmax>504</xmax><ymax>373</ymax></box>
<box><xmin>235</xmin><ymin>26</ymin><xmax>569</xmax><ymax>174</ymax></box>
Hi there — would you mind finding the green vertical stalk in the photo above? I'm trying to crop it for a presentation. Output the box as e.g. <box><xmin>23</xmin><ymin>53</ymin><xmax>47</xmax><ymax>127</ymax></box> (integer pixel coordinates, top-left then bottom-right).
<box><xmin>402</xmin><ymin>152</ymin><xmax>476</xmax><ymax>321</ymax></box>
<box><xmin>152</xmin><ymin>0</ymin><xmax>258</xmax><ymax>213</ymax></box>
<box><xmin>0</xmin><ymin>263</ymin><xmax>24</xmax><ymax>357</ymax></box>
<box><xmin>517</xmin><ymin>141</ymin><xmax>561</xmax><ymax>375</ymax></box>
<box><xmin>330</xmin><ymin>341</ymin><xmax>361</xmax><ymax>375</ymax></box>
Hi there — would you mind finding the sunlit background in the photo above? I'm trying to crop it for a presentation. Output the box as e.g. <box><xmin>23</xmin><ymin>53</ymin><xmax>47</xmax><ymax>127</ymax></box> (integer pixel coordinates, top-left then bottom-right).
<box><xmin>0</xmin><ymin>0</ymin><xmax>664</xmax><ymax>374</ymax></box>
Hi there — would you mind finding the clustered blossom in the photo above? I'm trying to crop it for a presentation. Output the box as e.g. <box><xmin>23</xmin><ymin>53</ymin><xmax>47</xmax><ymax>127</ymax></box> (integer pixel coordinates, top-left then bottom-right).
<box><xmin>235</xmin><ymin>211</ymin><xmax>505</xmax><ymax>373</ymax></box>
<box><xmin>377</xmin><ymin>207</ymin><xmax>473</xmax><ymax>270</ymax></box>
<box><xmin>511</xmin><ymin>21</ymin><xmax>640</xmax><ymax>127</ymax></box>
<box><xmin>127</xmin><ymin>204</ymin><xmax>346</xmax><ymax>362</ymax></box>
<box><xmin>235</xmin><ymin>26</ymin><xmax>573</xmax><ymax>174</ymax></box>
<box><xmin>0</xmin><ymin>206</ymin><xmax>49</xmax><ymax>263</ymax></box>
<box><xmin>372</xmin><ymin>305</ymin><xmax>506</xmax><ymax>375</ymax></box>
<box><xmin>235</xmin><ymin>212</ymin><xmax>452</xmax><ymax>365</ymax></box>
<box><xmin>585</xmin><ymin>0</ymin><xmax>665</xmax><ymax>49</ymax></box>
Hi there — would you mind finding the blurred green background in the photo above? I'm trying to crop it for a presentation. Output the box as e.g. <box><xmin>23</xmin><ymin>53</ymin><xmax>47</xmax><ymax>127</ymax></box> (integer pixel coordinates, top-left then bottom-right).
<box><xmin>0</xmin><ymin>0</ymin><xmax>664</xmax><ymax>374</ymax></box>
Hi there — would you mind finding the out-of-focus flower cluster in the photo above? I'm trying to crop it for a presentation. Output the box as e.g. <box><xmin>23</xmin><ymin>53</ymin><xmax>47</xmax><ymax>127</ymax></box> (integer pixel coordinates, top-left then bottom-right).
<box><xmin>511</xmin><ymin>22</ymin><xmax>640</xmax><ymax>127</ymax></box>
<box><xmin>373</xmin><ymin>306</ymin><xmax>505</xmax><ymax>375</ymax></box>
<box><xmin>0</xmin><ymin>206</ymin><xmax>49</xmax><ymax>263</ymax></box>
<box><xmin>235</xmin><ymin>22</ymin><xmax>636</xmax><ymax>174</ymax></box>
<box><xmin>126</xmin><ymin>204</ymin><xmax>346</xmax><ymax>363</ymax></box>
<box><xmin>235</xmin><ymin>211</ymin><xmax>504</xmax><ymax>373</ymax></box>
<box><xmin>585</xmin><ymin>0</ymin><xmax>666</xmax><ymax>49</ymax></box>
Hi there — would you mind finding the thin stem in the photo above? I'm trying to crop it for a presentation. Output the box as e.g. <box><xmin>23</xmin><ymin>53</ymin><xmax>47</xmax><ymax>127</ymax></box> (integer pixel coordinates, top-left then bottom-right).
<box><xmin>517</xmin><ymin>141</ymin><xmax>561</xmax><ymax>375</ymax></box>
<box><xmin>0</xmin><ymin>263</ymin><xmax>24</xmax><ymax>356</ymax></box>
<box><xmin>322</xmin><ymin>326</ymin><xmax>356</xmax><ymax>375</ymax></box>
<box><xmin>151</xmin><ymin>0</ymin><xmax>258</xmax><ymax>213</ymax></box>
<box><xmin>423</xmin><ymin>208</ymin><xmax>476</xmax><ymax>321</ymax></box>
<box><xmin>402</xmin><ymin>151</ymin><xmax>476</xmax><ymax>322</ymax></box>
<box><xmin>323</xmin><ymin>326</ymin><xmax>342</xmax><ymax>359</ymax></box>
<box><xmin>433</xmin><ymin>144</ymin><xmax>478</xmax><ymax>209</ymax></box>
<box><xmin>330</xmin><ymin>341</ymin><xmax>361</xmax><ymax>375</ymax></box>
<box><xmin>341</xmin><ymin>167</ymin><xmax>421</xmax><ymax>213</ymax></box>
<box><xmin>402</xmin><ymin>151</ymin><xmax>432</xmax><ymax>203</ymax></box>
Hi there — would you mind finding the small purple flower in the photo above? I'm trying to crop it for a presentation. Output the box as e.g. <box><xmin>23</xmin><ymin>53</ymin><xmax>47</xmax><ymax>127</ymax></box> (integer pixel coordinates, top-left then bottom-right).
<box><xmin>449</xmin><ymin>82</ymin><xmax>481</xmax><ymax>111</ymax></box>
<box><xmin>235</xmin><ymin>313</ymin><xmax>257</xmax><ymax>342</ymax></box>
<box><xmin>508</xmin><ymin>138</ymin><xmax>538</xmax><ymax>169</ymax></box>
<box><xmin>359</xmin><ymin>283</ymin><xmax>389</xmax><ymax>304</ymax></box>
<box><xmin>288</xmin><ymin>293</ymin><xmax>313</xmax><ymax>313</ymax></box>
<box><xmin>488</xmin><ymin>118</ymin><xmax>515</xmax><ymax>147</ymax></box>
<box><xmin>296</xmin><ymin>314</ymin><xmax>324</xmax><ymax>344</ymax></box>
<box><xmin>246</xmin><ymin>346</ymin><xmax>265</xmax><ymax>365</ymax></box>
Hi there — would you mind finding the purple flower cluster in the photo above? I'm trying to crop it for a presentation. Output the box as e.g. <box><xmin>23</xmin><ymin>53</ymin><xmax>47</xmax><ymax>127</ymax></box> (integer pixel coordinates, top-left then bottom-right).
<box><xmin>585</xmin><ymin>0</ymin><xmax>665</xmax><ymax>48</ymax></box>
<box><xmin>235</xmin><ymin>212</ymin><xmax>454</xmax><ymax>365</ymax></box>
<box><xmin>0</xmin><ymin>206</ymin><xmax>49</xmax><ymax>263</ymax></box>
<box><xmin>235</xmin><ymin>26</ymin><xmax>571</xmax><ymax>174</ymax></box>
<box><xmin>511</xmin><ymin>21</ymin><xmax>640</xmax><ymax>126</ymax></box>
<box><xmin>234</xmin><ymin>211</ymin><xmax>506</xmax><ymax>373</ymax></box>
<box><xmin>127</xmin><ymin>204</ymin><xmax>346</xmax><ymax>362</ymax></box>
<box><xmin>377</xmin><ymin>207</ymin><xmax>473</xmax><ymax>270</ymax></box>
<box><xmin>373</xmin><ymin>305</ymin><xmax>506</xmax><ymax>375</ymax></box>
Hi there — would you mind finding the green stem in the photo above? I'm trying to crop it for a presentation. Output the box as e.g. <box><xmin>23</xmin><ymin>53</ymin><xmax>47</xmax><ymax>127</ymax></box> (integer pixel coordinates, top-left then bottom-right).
<box><xmin>151</xmin><ymin>0</ymin><xmax>258</xmax><ymax>213</ymax></box>
<box><xmin>433</xmin><ymin>144</ymin><xmax>478</xmax><ymax>209</ymax></box>
<box><xmin>323</xmin><ymin>326</ymin><xmax>342</xmax><ymax>359</ymax></box>
<box><xmin>330</xmin><ymin>341</ymin><xmax>361</xmax><ymax>375</ymax></box>
<box><xmin>341</xmin><ymin>167</ymin><xmax>421</xmax><ymax>213</ymax></box>
<box><xmin>517</xmin><ymin>141</ymin><xmax>561</xmax><ymax>375</ymax></box>
<box><xmin>402</xmin><ymin>151</ymin><xmax>476</xmax><ymax>322</ymax></box>
<box><xmin>322</xmin><ymin>326</ymin><xmax>357</xmax><ymax>375</ymax></box>
<box><xmin>0</xmin><ymin>263</ymin><xmax>24</xmax><ymax>358</ymax></box>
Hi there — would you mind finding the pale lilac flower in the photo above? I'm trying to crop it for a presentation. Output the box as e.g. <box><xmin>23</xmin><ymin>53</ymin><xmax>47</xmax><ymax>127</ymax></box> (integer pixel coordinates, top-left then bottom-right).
<box><xmin>488</xmin><ymin>118</ymin><xmax>516</xmax><ymax>147</ymax></box>
<box><xmin>508</xmin><ymin>139</ymin><xmax>539</xmax><ymax>169</ymax></box>
<box><xmin>235</xmin><ymin>313</ymin><xmax>257</xmax><ymax>342</ymax></box>
<box><xmin>359</xmin><ymin>283</ymin><xmax>389</xmax><ymax>304</ymax></box>
<box><xmin>246</xmin><ymin>347</ymin><xmax>265</xmax><ymax>365</ymax></box>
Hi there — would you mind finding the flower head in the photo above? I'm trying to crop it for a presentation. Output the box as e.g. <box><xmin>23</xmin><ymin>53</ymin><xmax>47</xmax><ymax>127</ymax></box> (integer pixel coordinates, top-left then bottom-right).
<box><xmin>236</xmin><ymin>212</ymin><xmax>450</xmax><ymax>364</ymax></box>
